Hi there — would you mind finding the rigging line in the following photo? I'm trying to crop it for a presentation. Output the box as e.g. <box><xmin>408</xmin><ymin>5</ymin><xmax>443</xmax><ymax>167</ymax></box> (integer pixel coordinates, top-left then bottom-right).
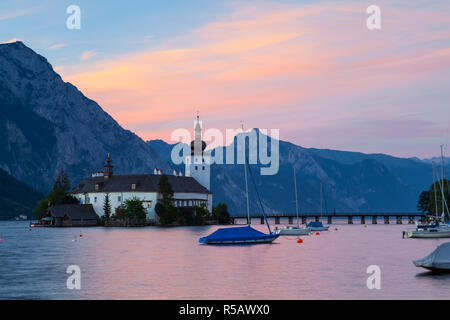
<box><xmin>246</xmin><ymin>157</ymin><xmax>272</xmax><ymax>233</ymax></box>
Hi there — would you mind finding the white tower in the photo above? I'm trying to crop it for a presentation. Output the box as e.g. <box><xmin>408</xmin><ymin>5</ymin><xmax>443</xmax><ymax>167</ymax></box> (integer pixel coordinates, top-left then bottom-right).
<box><xmin>185</xmin><ymin>115</ymin><xmax>211</xmax><ymax>191</ymax></box>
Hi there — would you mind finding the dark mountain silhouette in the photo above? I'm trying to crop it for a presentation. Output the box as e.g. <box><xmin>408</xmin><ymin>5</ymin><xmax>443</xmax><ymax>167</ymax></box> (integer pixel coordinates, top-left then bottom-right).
<box><xmin>0</xmin><ymin>41</ymin><xmax>169</xmax><ymax>194</ymax></box>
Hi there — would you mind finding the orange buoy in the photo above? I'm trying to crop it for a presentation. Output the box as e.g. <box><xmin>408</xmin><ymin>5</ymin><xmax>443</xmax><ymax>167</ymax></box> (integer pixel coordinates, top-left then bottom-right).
<box><xmin>297</xmin><ymin>238</ymin><xmax>303</xmax><ymax>243</ymax></box>
<box><xmin>315</xmin><ymin>232</ymin><xmax>320</xmax><ymax>235</ymax></box>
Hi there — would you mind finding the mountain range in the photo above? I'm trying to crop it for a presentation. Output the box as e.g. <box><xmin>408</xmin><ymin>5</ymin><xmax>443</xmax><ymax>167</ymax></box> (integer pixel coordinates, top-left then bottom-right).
<box><xmin>148</xmin><ymin>133</ymin><xmax>447</xmax><ymax>214</ymax></box>
<box><xmin>0</xmin><ymin>41</ymin><xmax>447</xmax><ymax>218</ymax></box>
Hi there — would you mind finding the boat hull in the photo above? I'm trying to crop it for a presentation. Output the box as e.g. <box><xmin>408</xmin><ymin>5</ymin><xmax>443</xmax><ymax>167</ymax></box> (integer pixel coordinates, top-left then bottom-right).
<box><xmin>309</xmin><ymin>226</ymin><xmax>329</xmax><ymax>231</ymax></box>
<box><xmin>200</xmin><ymin>234</ymin><xmax>279</xmax><ymax>245</ymax></box>
<box><xmin>413</xmin><ymin>261</ymin><xmax>450</xmax><ymax>272</ymax></box>
<box><xmin>275</xmin><ymin>227</ymin><xmax>311</xmax><ymax>236</ymax></box>
<box><xmin>407</xmin><ymin>231</ymin><xmax>450</xmax><ymax>238</ymax></box>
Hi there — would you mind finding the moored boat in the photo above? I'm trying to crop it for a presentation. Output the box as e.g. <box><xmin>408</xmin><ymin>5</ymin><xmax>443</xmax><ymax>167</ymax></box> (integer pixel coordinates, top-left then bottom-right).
<box><xmin>405</xmin><ymin>146</ymin><xmax>449</xmax><ymax>239</ymax></box>
<box><xmin>275</xmin><ymin>165</ymin><xmax>311</xmax><ymax>236</ymax></box>
<box><xmin>407</xmin><ymin>223</ymin><xmax>450</xmax><ymax>238</ymax></box>
<box><xmin>307</xmin><ymin>221</ymin><xmax>329</xmax><ymax>231</ymax></box>
<box><xmin>274</xmin><ymin>225</ymin><xmax>311</xmax><ymax>236</ymax></box>
<box><xmin>199</xmin><ymin>225</ymin><xmax>279</xmax><ymax>244</ymax></box>
<box><xmin>413</xmin><ymin>242</ymin><xmax>450</xmax><ymax>272</ymax></box>
<box><xmin>199</xmin><ymin>124</ymin><xmax>279</xmax><ymax>245</ymax></box>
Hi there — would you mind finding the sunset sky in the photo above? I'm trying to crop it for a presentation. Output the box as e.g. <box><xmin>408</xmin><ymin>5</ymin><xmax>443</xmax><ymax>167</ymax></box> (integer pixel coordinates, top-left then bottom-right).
<box><xmin>1</xmin><ymin>0</ymin><xmax>450</xmax><ymax>158</ymax></box>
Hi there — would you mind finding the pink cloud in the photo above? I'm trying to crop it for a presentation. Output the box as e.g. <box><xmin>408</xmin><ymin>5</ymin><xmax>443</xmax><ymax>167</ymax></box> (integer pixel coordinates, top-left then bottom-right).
<box><xmin>60</xmin><ymin>1</ymin><xmax>450</xmax><ymax>157</ymax></box>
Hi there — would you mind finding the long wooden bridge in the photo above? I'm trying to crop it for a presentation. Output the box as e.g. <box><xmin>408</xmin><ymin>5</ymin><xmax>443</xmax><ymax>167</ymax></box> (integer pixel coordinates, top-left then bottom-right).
<box><xmin>229</xmin><ymin>212</ymin><xmax>425</xmax><ymax>225</ymax></box>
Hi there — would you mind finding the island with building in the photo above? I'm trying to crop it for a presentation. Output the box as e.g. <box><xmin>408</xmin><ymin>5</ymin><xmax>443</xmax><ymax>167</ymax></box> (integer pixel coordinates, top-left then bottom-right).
<box><xmin>32</xmin><ymin>116</ymin><xmax>230</xmax><ymax>227</ymax></box>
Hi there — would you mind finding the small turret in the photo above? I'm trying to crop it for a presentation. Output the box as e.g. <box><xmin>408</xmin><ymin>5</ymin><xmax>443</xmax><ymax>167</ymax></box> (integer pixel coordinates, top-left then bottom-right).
<box><xmin>104</xmin><ymin>153</ymin><xmax>114</xmax><ymax>179</ymax></box>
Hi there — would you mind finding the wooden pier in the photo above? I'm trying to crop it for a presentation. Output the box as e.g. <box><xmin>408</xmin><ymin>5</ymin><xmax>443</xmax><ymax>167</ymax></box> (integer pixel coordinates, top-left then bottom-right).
<box><xmin>229</xmin><ymin>212</ymin><xmax>424</xmax><ymax>225</ymax></box>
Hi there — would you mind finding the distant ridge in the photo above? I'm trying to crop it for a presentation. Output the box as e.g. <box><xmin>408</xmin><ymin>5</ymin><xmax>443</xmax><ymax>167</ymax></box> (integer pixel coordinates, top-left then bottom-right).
<box><xmin>148</xmin><ymin>130</ymin><xmax>444</xmax><ymax>214</ymax></box>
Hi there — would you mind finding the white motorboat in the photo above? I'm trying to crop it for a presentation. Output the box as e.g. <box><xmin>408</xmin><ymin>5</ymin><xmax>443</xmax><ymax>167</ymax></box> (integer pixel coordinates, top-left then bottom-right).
<box><xmin>413</xmin><ymin>242</ymin><xmax>450</xmax><ymax>272</ymax></box>
<box><xmin>274</xmin><ymin>225</ymin><xmax>311</xmax><ymax>236</ymax></box>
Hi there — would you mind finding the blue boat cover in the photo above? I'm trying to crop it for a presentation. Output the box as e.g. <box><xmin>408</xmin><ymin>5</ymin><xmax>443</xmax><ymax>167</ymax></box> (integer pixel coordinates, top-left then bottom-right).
<box><xmin>307</xmin><ymin>221</ymin><xmax>324</xmax><ymax>228</ymax></box>
<box><xmin>199</xmin><ymin>226</ymin><xmax>276</xmax><ymax>243</ymax></box>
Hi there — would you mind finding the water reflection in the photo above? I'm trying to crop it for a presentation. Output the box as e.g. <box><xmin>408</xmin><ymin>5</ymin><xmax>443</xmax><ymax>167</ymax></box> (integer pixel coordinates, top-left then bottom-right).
<box><xmin>0</xmin><ymin>221</ymin><xmax>449</xmax><ymax>299</ymax></box>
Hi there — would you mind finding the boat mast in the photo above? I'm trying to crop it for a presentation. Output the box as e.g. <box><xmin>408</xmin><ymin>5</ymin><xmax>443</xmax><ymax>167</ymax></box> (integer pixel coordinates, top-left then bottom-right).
<box><xmin>242</xmin><ymin>124</ymin><xmax>250</xmax><ymax>225</ymax></box>
<box><xmin>432</xmin><ymin>161</ymin><xmax>439</xmax><ymax>220</ymax></box>
<box><xmin>440</xmin><ymin>145</ymin><xmax>449</xmax><ymax>221</ymax></box>
<box><xmin>293</xmin><ymin>165</ymin><xmax>299</xmax><ymax>227</ymax></box>
<box><xmin>441</xmin><ymin>145</ymin><xmax>446</xmax><ymax>221</ymax></box>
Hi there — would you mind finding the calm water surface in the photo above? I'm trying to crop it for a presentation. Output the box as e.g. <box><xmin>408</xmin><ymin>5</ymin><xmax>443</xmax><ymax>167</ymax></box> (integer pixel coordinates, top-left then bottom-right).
<box><xmin>0</xmin><ymin>220</ymin><xmax>449</xmax><ymax>299</ymax></box>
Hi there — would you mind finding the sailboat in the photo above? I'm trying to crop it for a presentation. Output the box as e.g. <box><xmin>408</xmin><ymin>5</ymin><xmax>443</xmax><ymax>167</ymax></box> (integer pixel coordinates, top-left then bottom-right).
<box><xmin>199</xmin><ymin>126</ymin><xmax>279</xmax><ymax>245</ymax></box>
<box><xmin>407</xmin><ymin>145</ymin><xmax>450</xmax><ymax>239</ymax></box>
<box><xmin>274</xmin><ymin>166</ymin><xmax>311</xmax><ymax>236</ymax></box>
<box><xmin>306</xmin><ymin>181</ymin><xmax>329</xmax><ymax>231</ymax></box>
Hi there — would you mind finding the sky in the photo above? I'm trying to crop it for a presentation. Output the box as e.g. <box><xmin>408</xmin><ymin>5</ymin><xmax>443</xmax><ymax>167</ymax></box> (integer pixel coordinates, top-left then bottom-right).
<box><xmin>1</xmin><ymin>0</ymin><xmax>450</xmax><ymax>158</ymax></box>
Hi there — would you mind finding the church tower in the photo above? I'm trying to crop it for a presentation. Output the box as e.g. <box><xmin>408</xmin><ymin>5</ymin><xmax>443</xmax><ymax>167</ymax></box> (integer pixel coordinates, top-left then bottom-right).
<box><xmin>103</xmin><ymin>153</ymin><xmax>114</xmax><ymax>179</ymax></box>
<box><xmin>185</xmin><ymin>115</ymin><xmax>211</xmax><ymax>190</ymax></box>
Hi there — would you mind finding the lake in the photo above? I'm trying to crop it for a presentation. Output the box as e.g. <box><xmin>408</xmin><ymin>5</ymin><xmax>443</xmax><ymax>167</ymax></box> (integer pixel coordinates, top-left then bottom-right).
<box><xmin>0</xmin><ymin>220</ymin><xmax>449</xmax><ymax>299</ymax></box>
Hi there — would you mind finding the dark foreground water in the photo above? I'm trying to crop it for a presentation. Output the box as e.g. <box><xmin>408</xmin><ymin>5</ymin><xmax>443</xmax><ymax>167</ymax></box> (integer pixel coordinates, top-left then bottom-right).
<box><xmin>0</xmin><ymin>220</ymin><xmax>449</xmax><ymax>299</ymax></box>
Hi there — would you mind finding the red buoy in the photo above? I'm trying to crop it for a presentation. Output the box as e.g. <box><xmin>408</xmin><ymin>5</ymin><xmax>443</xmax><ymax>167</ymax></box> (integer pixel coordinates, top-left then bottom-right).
<box><xmin>79</xmin><ymin>234</ymin><xmax>83</xmax><ymax>237</ymax></box>
<box><xmin>297</xmin><ymin>238</ymin><xmax>303</xmax><ymax>243</ymax></box>
<box><xmin>315</xmin><ymin>232</ymin><xmax>320</xmax><ymax>235</ymax></box>
<box><xmin>0</xmin><ymin>238</ymin><xmax>4</xmax><ymax>241</ymax></box>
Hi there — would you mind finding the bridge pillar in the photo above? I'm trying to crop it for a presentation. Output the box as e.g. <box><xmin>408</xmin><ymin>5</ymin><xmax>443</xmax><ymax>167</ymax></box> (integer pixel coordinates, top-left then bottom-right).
<box><xmin>328</xmin><ymin>216</ymin><xmax>332</xmax><ymax>224</ymax></box>
<box><xmin>396</xmin><ymin>216</ymin><xmax>402</xmax><ymax>224</ymax></box>
<box><xmin>348</xmin><ymin>216</ymin><xmax>353</xmax><ymax>224</ymax></box>
<box><xmin>302</xmin><ymin>216</ymin><xmax>306</xmax><ymax>225</ymax></box>
<box><xmin>275</xmin><ymin>217</ymin><xmax>280</xmax><ymax>224</ymax></box>
<box><xmin>384</xmin><ymin>216</ymin><xmax>390</xmax><ymax>224</ymax></box>
<box><xmin>372</xmin><ymin>216</ymin><xmax>377</xmax><ymax>224</ymax></box>
<box><xmin>288</xmin><ymin>216</ymin><xmax>294</xmax><ymax>224</ymax></box>
<box><xmin>247</xmin><ymin>217</ymin><xmax>251</xmax><ymax>225</ymax></box>
<box><xmin>408</xmin><ymin>216</ymin><xmax>415</xmax><ymax>224</ymax></box>
<box><xmin>260</xmin><ymin>217</ymin><xmax>264</xmax><ymax>224</ymax></box>
<box><xmin>315</xmin><ymin>216</ymin><xmax>319</xmax><ymax>222</ymax></box>
<box><xmin>361</xmin><ymin>216</ymin><xmax>365</xmax><ymax>224</ymax></box>
<box><xmin>232</xmin><ymin>218</ymin><xmax>235</xmax><ymax>225</ymax></box>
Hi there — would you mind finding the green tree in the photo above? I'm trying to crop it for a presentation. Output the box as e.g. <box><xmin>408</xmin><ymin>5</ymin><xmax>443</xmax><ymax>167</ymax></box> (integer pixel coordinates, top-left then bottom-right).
<box><xmin>33</xmin><ymin>170</ymin><xmax>78</xmax><ymax>219</ymax></box>
<box><xmin>417</xmin><ymin>190</ymin><xmax>430</xmax><ymax>213</ymax></box>
<box><xmin>102</xmin><ymin>193</ymin><xmax>112</xmax><ymax>221</ymax></box>
<box><xmin>212</xmin><ymin>202</ymin><xmax>231</xmax><ymax>224</ymax></box>
<box><xmin>122</xmin><ymin>197</ymin><xmax>147</xmax><ymax>220</ymax></box>
<box><xmin>155</xmin><ymin>174</ymin><xmax>178</xmax><ymax>225</ymax></box>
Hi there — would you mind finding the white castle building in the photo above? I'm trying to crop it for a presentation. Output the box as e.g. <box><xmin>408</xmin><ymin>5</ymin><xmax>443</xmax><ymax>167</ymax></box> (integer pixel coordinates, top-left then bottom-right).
<box><xmin>70</xmin><ymin>116</ymin><xmax>212</xmax><ymax>221</ymax></box>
